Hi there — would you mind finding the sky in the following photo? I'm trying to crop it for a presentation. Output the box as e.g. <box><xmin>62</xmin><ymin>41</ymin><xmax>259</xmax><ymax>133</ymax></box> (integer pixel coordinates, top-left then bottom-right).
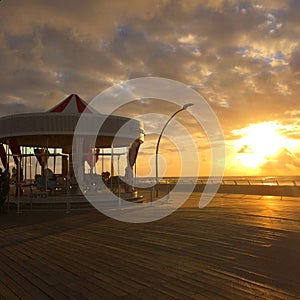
<box><xmin>1</xmin><ymin>0</ymin><xmax>300</xmax><ymax>177</ymax></box>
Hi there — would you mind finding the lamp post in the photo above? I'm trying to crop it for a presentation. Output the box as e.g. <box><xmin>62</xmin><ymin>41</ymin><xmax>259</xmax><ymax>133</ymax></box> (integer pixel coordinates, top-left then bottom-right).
<box><xmin>155</xmin><ymin>103</ymin><xmax>194</xmax><ymax>197</ymax></box>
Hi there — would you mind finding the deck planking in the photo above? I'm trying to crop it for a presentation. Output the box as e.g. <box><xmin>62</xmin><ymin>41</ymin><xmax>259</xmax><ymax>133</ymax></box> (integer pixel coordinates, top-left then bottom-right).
<box><xmin>0</xmin><ymin>193</ymin><xmax>300</xmax><ymax>299</ymax></box>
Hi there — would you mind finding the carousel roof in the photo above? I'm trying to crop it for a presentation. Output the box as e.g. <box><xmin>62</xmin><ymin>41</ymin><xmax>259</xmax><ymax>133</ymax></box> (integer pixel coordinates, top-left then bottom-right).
<box><xmin>48</xmin><ymin>94</ymin><xmax>95</xmax><ymax>113</ymax></box>
<box><xmin>0</xmin><ymin>94</ymin><xmax>144</xmax><ymax>149</ymax></box>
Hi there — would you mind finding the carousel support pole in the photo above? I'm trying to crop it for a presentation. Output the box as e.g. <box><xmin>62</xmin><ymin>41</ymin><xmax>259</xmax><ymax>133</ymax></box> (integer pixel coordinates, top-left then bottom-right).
<box><xmin>6</xmin><ymin>144</ymin><xmax>10</xmax><ymax>212</ymax></box>
<box><xmin>90</xmin><ymin>148</ymin><xmax>93</xmax><ymax>174</ymax></box>
<box><xmin>66</xmin><ymin>154</ymin><xmax>70</xmax><ymax>213</ymax></box>
<box><xmin>101</xmin><ymin>148</ymin><xmax>104</xmax><ymax>174</ymax></box>
<box><xmin>66</xmin><ymin>154</ymin><xmax>70</xmax><ymax>194</ymax></box>
<box><xmin>118</xmin><ymin>157</ymin><xmax>121</xmax><ymax>209</ymax></box>
<box><xmin>92</xmin><ymin>148</ymin><xmax>95</xmax><ymax>174</ymax></box>
<box><xmin>17</xmin><ymin>155</ymin><xmax>21</xmax><ymax>213</ymax></box>
<box><xmin>117</xmin><ymin>154</ymin><xmax>121</xmax><ymax>208</ymax></box>
<box><xmin>29</xmin><ymin>150</ymin><xmax>32</xmax><ymax>185</ymax></box>
<box><xmin>61</xmin><ymin>147</ymin><xmax>69</xmax><ymax>177</ymax></box>
<box><xmin>110</xmin><ymin>144</ymin><xmax>114</xmax><ymax>191</ymax></box>
<box><xmin>45</xmin><ymin>138</ymin><xmax>49</xmax><ymax>194</ymax></box>
<box><xmin>24</xmin><ymin>147</ymin><xmax>27</xmax><ymax>185</ymax></box>
<box><xmin>53</xmin><ymin>148</ymin><xmax>56</xmax><ymax>174</ymax></box>
<box><xmin>134</xmin><ymin>161</ymin><xmax>137</xmax><ymax>188</ymax></box>
<box><xmin>117</xmin><ymin>155</ymin><xmax>120</xmax><ymax>195</ymax></box>
<box><xmin>111</xmin><ymin>144</ymin><xmax>114</xmax><ymax>177</ymax></box>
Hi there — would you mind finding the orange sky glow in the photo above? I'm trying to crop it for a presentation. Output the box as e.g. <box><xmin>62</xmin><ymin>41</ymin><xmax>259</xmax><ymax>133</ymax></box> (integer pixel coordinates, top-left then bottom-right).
<box><xmin>1</xmin><ymin>1</ymin><xmax>300</xmax><ymax>177</ymax></box>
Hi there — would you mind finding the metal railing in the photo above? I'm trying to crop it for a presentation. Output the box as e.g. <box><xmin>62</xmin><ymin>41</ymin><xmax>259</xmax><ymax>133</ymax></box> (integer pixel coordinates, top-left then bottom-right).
<box><xmin>136</xmin><ymin>177</ymin><xmax>300</xmax><ymax>187</ymax></box>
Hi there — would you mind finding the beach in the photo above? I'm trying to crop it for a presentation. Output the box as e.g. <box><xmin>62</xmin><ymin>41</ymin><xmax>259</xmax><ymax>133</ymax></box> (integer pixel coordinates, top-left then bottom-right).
<box><xmin>1</xmin><ymin>192</ymin><xmax>300</xmax><ymax>299</ymax></box>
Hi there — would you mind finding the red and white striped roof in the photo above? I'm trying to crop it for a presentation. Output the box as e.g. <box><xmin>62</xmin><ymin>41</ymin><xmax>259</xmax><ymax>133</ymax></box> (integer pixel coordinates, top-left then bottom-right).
<box><xmin>0</xmin><ymin>94</ymin><xmax>144</xmax><ymax>148</ymax></box>
<box><xmin>48</xmin><ymin>94</ymin><xmax>94</xmax><ymax>113</ymax></box>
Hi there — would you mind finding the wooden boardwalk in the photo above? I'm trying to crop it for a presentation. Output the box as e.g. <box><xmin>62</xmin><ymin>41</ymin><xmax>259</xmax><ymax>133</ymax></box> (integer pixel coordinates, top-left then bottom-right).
<box><xmin>0</xmin><ymin>193</ymin><xmax>300</xmax><ymax>299</ymax></box>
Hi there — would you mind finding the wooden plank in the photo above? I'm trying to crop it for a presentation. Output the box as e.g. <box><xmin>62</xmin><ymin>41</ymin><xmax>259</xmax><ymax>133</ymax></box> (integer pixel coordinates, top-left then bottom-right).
<box><xmin>0</xmin><ymin>279</ymin><xmax>20</xmax><ymax>300</ymax></box>
<box><xmin>24</xmin><ymin>238</ymin><xmax>151</xmax><ymax>297</ymax></box>
<box><xmin>5</xmin><ymin>245</ymin><xmax>97</xmax><ymax>300</ymax></box>
<box><xmin>0</xmin><ymin>249</ymin><xmax>71</xmax><ymax>300</ymax></box>
<box><xmin>0</xmin><ymin>194</ymin><xmax>300</xmax><ymax>298</ymax></box>
<box><xmin>34</xmin><ymin>233</ymin><xmax>258</xmax><ymax>297</ymax></box>
<box><xmin>13</xmin><ymin>242</ymin><xmax>122</xmax><ymax>299</ymax></box>
<box><xmin>0</xmin><ymin>263</ymin><xmax>40</xmax><ymax>299</ymax></box>
<box><xmin>38</xmin><ymin>220</ymin><xmax>298</xmax><ymax>298</ymax></box>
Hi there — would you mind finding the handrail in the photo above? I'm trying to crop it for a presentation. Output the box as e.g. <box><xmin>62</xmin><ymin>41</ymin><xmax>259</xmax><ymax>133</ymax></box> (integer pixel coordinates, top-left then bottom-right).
<box><xmin>135</xmin><ymin>178</ymin><xmax>300</xmax><ymax>187</ymax></box>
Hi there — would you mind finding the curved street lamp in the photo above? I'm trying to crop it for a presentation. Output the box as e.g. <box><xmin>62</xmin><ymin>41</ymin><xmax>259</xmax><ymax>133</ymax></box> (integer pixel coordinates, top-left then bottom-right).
<box><xmin>155</xmin><ymin>103</ymin><xmax>194</xmax><ymax>196</ymax></box>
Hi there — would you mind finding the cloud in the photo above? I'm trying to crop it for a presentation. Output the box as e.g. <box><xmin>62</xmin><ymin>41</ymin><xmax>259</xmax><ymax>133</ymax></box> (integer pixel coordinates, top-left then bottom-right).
<box><xmin>289</xmin><ymin>46</ymin><xmax>300</xmax><ymax>73</ymax></box>
<box><xmin>238</xmin><ymin>145</ymin><xmax>254</xmax><ymax>154</ymax></box>
<box><xmin>0</xmin><ymin>0</ymin><xmax>299</xmax><ymax>176</ymax></box>
<box><xmin>0</xmin><ymin>101</ymin><xmax>41</xmax><ymax>117</ymax></box>
<box><xmin>262</xmin><ymin>148</ymin><xmax>300</xmax><ymax>171</ymax></box>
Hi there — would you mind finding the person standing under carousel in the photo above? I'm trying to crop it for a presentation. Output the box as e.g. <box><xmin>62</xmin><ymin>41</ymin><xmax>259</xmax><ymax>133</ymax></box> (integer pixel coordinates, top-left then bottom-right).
<box><xmin>0</xmin><ymin>168</ymin><xmax>10</xmax><ymax>213</ymax></box>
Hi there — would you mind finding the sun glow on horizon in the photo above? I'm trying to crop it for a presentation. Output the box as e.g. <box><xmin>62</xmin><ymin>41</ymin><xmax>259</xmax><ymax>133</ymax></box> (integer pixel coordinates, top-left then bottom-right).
<box><xmin>233</xmin><ymin>122</ymin><xmax>289</xmax><ymax>168</ymax></box>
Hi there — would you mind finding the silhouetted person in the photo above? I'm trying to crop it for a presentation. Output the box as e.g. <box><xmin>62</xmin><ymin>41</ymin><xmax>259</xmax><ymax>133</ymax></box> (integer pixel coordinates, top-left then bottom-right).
<box><xmin>14</xmin><ymin>166</ymin><xmax>23</xmax><ymax>197</ymax></box>
<box><xmin>0</xmin><ymin>168</ymin><xmax>10</xmax><ymax>213</ymax></box>
<box><xmin>102</xmin><ymin>171</ymin><xmax>110</xmax><ymax>183</ymax></box>
<box><xmin>11</xmin><ymin>166</ymin><xmax>17</xmax><ymax>183</ymax></box>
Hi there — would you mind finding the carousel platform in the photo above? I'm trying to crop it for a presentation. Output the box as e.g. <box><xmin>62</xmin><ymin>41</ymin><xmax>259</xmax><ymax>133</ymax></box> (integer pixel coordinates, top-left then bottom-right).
<box><xmin>6</xmin><ymin>185</ymin><xmax>145</xmax><ymax>213</ymax></box>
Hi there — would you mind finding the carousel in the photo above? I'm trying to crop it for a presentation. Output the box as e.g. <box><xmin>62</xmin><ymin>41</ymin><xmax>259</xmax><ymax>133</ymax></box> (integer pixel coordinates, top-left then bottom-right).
<box><xmin>0</xmin><ymin>94</ymin><xmax>144</xmax><ymax>212</ymax></box>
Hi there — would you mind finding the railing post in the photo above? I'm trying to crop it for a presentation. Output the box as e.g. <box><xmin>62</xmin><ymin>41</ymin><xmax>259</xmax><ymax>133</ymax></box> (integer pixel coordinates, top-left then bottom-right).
<box><xmin>150</xmin><ymin>187</ymin><xmax>153</xmax><ymax>206</ymax></box>
<box><xmin>17</xmin><ymin>190</ymin><xmax>20</xmax><ymax>213</ymax></box>
<box><xmin>7</xmin><ymin>189</ymin><xmax>10</xmax><ymax>212</ymax></box>
<box><xmin>66</xmin><ymin>196</ymin><xmax>70</xmax><ymax>213</ymax></box>
<box><xmin>167</xmin><ymin>185</ymin><xmax>170</xmax><ymax>204</ymax></box>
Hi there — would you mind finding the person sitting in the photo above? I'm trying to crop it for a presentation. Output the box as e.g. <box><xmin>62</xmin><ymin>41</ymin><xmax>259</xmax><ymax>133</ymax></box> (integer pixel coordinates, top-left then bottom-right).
<box><xmin>36</xmin><ymin>168</ymin><xmax>57</xmax><ymax>192</ymax></box>
<box><xmin>44</xmin><ymin>168</ymin><xmax>56</xmax><ymax>180</ymax></box>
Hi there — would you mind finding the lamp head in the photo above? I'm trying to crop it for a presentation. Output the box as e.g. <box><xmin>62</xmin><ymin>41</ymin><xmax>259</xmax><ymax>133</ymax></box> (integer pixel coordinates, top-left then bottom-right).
<box><xmin>182</xmin><ymin>103</ymin><xmax>194</xmax><ymax>110</ymax></box>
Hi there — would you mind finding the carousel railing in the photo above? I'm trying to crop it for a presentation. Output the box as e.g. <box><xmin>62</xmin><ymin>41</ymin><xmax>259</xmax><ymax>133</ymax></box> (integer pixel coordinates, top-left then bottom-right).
<box><xmin>6</xmin><ymin>173</ymin><xmax>145</xmax><ymax>213</ymax></box>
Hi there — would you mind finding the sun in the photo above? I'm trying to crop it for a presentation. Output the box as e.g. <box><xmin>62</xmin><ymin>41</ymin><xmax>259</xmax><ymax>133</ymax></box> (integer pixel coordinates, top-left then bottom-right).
<box><xmin>233</xmin><ymin>122</ymin><xmax>287</xmax><ymax>168</ymax></box>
